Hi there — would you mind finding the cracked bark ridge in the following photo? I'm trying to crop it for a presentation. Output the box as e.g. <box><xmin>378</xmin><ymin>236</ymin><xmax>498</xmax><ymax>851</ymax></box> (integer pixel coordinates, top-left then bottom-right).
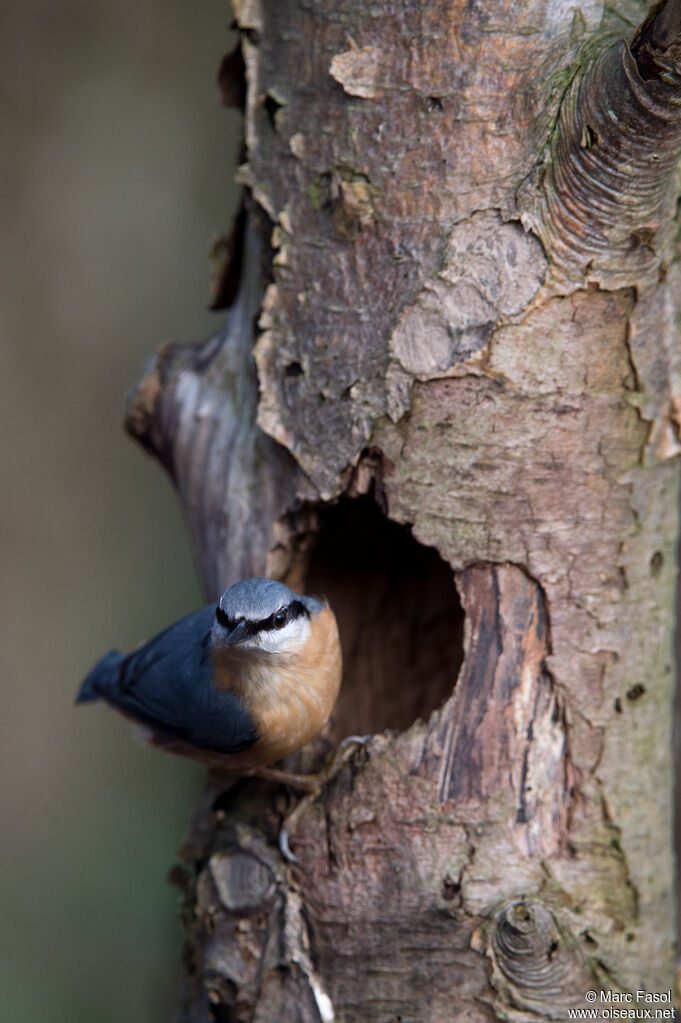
<box><xmin>423</xmin><ymin>565</ymin><xmax>567</xmax><ymax>859</ymax></box>
<box><xmin>125</xmin><ymin>212</ymin><xmax>306</xmax><ymax>598</ymax></box>
<box><xmin>177</xmin><ymin>565</ymin><xmax>594</xmax><ymax>1023</ymax></box>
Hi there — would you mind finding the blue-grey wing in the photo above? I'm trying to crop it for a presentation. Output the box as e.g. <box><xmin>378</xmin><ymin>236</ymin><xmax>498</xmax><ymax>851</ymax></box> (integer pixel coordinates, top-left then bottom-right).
<box><xmin>77</xmin><ymin>604</ymin><xmax>258</xmax><ymax>754</ymax></box>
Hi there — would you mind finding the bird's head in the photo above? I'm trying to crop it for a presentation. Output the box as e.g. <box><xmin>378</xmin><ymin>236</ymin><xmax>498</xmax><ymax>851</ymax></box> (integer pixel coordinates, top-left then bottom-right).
<box><xmin>211</xmin><ymin>578</ymin><xmax>323</xmax><ymax>657</ymax></box>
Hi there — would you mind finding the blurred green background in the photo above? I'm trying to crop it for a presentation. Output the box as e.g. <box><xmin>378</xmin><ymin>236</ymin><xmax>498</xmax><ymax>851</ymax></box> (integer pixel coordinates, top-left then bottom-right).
<box><xmin>0</xmin><ymin>2</ymin><xmax>240</xmax><ymax>1020</ymax></box>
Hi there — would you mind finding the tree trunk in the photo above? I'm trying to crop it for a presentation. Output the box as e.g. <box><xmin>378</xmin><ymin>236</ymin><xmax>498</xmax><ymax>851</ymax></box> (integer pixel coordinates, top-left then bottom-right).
<box><xmin>127</xmin><ymin>1</ymin><xmax>681</xmax><ymax>1019</ymax></box>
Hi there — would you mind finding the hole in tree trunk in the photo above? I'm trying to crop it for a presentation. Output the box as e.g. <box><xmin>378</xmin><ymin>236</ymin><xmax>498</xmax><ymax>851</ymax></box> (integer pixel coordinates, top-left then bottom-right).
<box><xmin>298</xmin><ymin>496</ymin><xmax>464</xmax><ymax>740</ymax></box>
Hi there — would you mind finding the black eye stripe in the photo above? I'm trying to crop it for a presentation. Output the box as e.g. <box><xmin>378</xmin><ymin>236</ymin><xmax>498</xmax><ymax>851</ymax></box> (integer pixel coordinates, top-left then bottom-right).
<box><xmin>261</xmin><ymin>600</ymin><xmax>308</xmax><ymax>631</ymax></box>
<box><xmin>215</xmin><ymin>599</ymin><xmax>310</xmax><ymax>635</ymax></box>
<box><xmin>215</xmin><ymin>605</ymin><xmax>233</xmax><ymax>629</ymax></box>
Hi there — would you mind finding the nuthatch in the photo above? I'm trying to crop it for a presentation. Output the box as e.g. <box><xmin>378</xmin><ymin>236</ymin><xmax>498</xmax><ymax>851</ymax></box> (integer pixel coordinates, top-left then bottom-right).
<box><xmin>77</xmin><ymin>578</ymin><xmax>343</xmax><ymax>773</ymax></box>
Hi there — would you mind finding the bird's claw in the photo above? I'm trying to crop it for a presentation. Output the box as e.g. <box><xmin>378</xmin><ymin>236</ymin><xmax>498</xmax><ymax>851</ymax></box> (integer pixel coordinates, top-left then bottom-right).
<box><xmin>279</xmin><ymin>827</ymin><xmax>299</xmax><ymax>863</ymax></box>
<box><xmin>338</xmin><ymin>733</ymin><xmax>371</xmax><ymax>754</ymax></box>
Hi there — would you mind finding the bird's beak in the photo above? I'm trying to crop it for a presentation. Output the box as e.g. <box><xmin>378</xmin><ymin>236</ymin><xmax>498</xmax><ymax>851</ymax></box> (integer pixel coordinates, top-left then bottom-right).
<box><xmin>226</xmin><ymin>619</ymin><xmax>250</xmax><ymax>646</ymax></box>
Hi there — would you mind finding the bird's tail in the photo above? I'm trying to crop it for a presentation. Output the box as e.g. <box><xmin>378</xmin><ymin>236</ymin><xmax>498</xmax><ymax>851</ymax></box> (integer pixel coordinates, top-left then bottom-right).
<box><xmin>76</xmin><ymin>650</ymin><xmax>122</xmax><ymax>704</ymax></box>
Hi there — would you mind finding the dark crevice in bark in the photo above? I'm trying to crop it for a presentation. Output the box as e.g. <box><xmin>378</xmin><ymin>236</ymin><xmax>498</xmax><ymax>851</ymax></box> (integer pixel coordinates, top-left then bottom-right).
<box><xmin>209</xmin><ymin>204</ymin><xmax>247</xmax><ymax>311</ymax></box>
<box><xmin>263</xmin><ymin>91</ymin><xmax>284</xmax><ymax>132</ymax></box>
<box><xmin>631</xmin><ymin>0</ymin><xmax>681</xmax><ymax>81</ymax></box>
<box><xmin>217</xmin><ymin>43</ymin><xmax>246</xmax><ymax>111</ymax></box>
<box><xmin>212</xmin><ymin>40</ymin><xmax>249</xmax><ymax>310</ymax></box>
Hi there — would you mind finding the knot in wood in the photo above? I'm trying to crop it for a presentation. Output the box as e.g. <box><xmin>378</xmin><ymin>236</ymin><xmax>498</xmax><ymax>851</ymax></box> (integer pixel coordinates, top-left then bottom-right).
<box><xmin>210</xmin><ymin>851</ymin><xmax>276</xmax><ymax>912</ymax></box>
<box><xmin>489</xmin><ymin>897</ymin><xmax>588</xmax><ymax>1018</ymax></box>
<box><xmin>495</xmin><ymin>897</ymin><xmax>555</xmax><ymax>963</ymax></box>
<box><xmin>521</xmin><ymin>36</ymin><xmax>681</xmax><ymax>289</ymax></box>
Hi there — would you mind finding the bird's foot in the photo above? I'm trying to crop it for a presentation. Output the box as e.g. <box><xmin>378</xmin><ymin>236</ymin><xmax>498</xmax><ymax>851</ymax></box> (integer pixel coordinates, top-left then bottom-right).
<box><xmin>255</xmin><ymin>734</ymin><xmax>371</xmax><ymax>862</ymax></box>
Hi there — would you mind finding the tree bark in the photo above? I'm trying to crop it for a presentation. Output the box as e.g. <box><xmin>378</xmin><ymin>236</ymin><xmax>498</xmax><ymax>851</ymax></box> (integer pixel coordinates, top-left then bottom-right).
<box><xmin>127</xmin><ymin>1</ymin><xmax>681</xmax><ymax>1019</ymax></box>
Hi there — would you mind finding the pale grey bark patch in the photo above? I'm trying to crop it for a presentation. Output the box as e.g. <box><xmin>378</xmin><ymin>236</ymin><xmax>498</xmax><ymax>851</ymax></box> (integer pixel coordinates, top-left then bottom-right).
<box><xmin>329</xmin><ymin>46</ymin><xmax>387</xmax><ymax>101</ymax></box>
<box><xmin>389</xmin><ymin>211</ymin><xmax>547</xmax><ymax>380</ymax></box>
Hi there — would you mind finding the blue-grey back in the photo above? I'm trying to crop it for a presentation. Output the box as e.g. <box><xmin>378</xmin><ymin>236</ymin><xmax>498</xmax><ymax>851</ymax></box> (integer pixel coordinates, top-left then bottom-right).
<box><xmin>79</xmin><ymin>604</ymin><xmax>258</xmax><ymax>754</ymax></box>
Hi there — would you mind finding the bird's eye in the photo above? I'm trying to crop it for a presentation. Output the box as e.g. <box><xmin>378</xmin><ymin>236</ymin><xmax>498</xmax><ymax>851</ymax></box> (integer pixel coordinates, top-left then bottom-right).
<box><xmin>273</xmin><ymin>609</ymin><xmax>288</xmax><ymax>629</ymax></box>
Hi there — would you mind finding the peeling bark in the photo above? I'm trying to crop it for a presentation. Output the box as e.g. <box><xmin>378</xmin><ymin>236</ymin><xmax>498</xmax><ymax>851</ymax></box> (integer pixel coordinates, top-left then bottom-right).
<box><xmin>127</xmin><ymin>0</ymin><xmax>681</xmax><ymax>1018</ymax></box>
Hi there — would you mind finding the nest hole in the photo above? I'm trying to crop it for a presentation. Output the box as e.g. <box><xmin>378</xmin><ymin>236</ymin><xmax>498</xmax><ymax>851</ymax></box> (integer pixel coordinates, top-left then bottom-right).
<box><xmin>302</xmin><ymin>496</ymin><xmax>464</xmax><ymax>740</ymax></box>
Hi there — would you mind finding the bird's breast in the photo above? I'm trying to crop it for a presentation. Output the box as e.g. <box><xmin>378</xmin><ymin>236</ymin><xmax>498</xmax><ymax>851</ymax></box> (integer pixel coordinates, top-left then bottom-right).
<box><xmin>212</xmin><ymin>606</ymin><xmax>342</xmax><ymax>767</ymax></box>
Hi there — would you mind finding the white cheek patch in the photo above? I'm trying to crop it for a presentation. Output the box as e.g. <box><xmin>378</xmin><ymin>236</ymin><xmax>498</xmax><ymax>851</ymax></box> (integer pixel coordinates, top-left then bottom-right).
<box><xmin>243</xmin><ymin>615</ymin><xmax>310</xmax><ymax>655</ymax></box>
